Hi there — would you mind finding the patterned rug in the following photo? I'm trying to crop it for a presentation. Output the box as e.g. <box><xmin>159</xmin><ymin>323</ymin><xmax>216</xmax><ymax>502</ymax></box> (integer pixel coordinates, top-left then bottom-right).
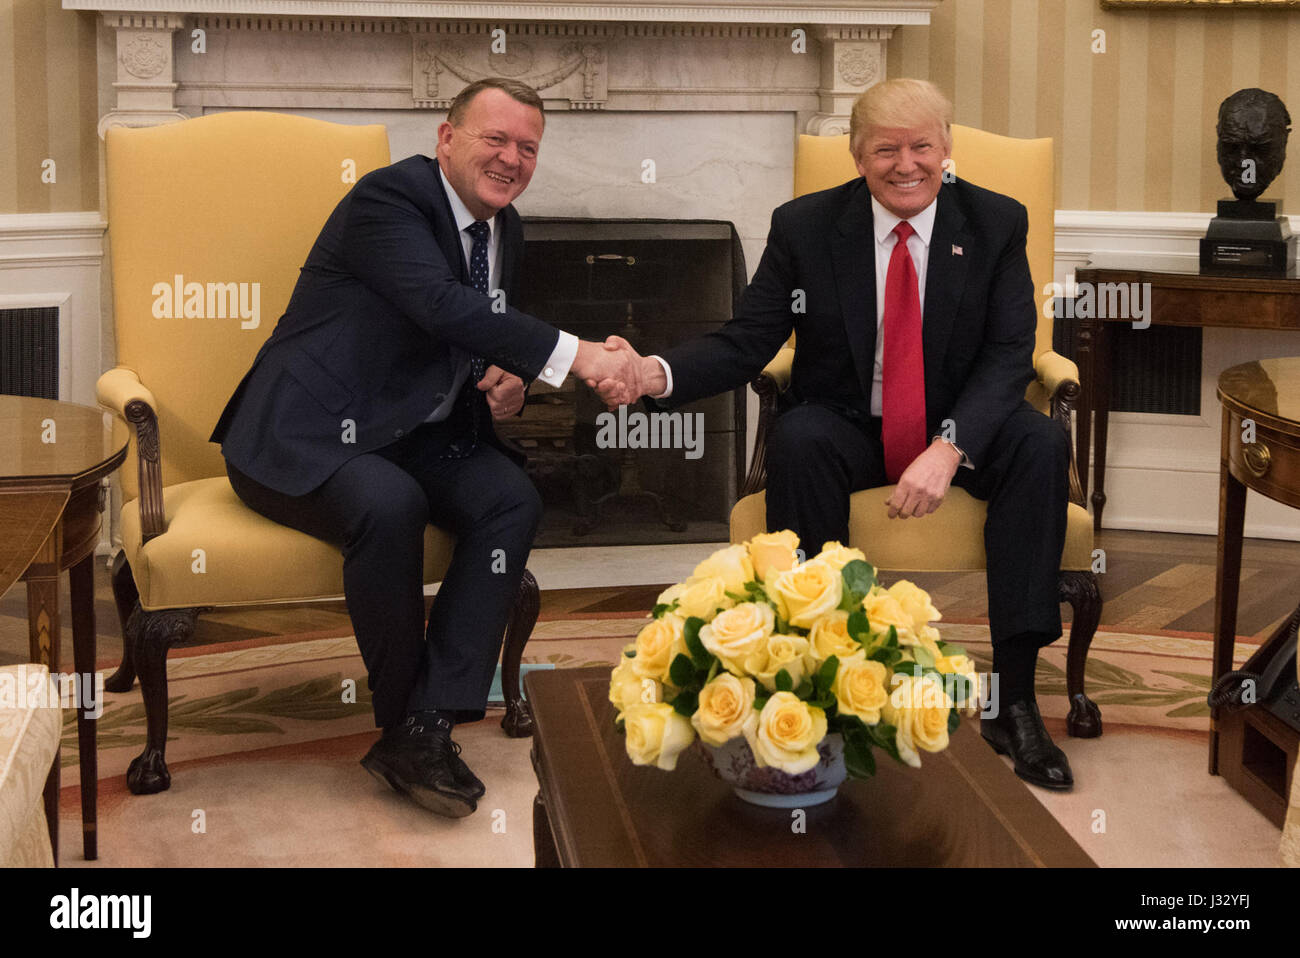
<box><xmin>58</xmin><ymin>611</ymin><xmax>1258</xmax><ymax>785</ymax></box>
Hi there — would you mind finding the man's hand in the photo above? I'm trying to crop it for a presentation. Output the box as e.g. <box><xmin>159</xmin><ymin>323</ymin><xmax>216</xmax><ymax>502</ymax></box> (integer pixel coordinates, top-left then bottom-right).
<box><xmin>885</xmin><ymin>439</ymin><xmax>962</xmax><ymax>519</ymax></box>
<box><xmin>476</xmin><ymin>364</ymin><xmax>526</xmax><ymax>420</ymax></box>
<box><xmin>572</xmin><ymin>336</ymin><xmax>663</xmax><ymax>410</ymax></box>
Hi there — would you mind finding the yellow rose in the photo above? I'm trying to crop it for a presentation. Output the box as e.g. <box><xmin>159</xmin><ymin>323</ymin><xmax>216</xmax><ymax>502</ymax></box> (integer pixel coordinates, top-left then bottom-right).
<box><xmin>887</xmin><ymin>580</ymin><xmax>941</xmax><ymax>630</ymax></box>
<box><xmin>935</xmin><ymin>653</ymin><xmax>979</xmax><ymax>711</ymax></box>
<box><xmin>609</xmin><ymin>655</ymin><xmax>658</xmax><ymax>721</ymax></box>
<box><xmin>699</xmin><ymin>602</ymin><xmax>774</xmax><ymax>676</ymax></box>
<box><xmin>862</xmin><ymin>588</ymin><xmax>916</xmax><ymax>644</ymax></box>
<box><xmin>816</xmin><ymin>541</ymin><xmax>868</xmax><ymax>572</ymax></box>
<box><xmin>746</xmin><ymin>529</ymin><xmax>801</xmax><ymax>583</ymax></box>
<box><xmin>693</xmin><ymin>544</ymin><xmax>755</xmax><ymax>596</ymax></box>
<box><xmin>745</xmin><ymin>633</ymin><xmax>812</xmax><ymax>692</ymax></box>
<box><xmin>631</xmin><ymin>614</ymin><xmax>687</xmax><ymax>683</ymax></box>
<box><xmin>658</xmin><ymin>575</ymin><xmax>731</xmax><ymax>622</ymax></box>
<box><xmin>807</xmin><ymin>610</ymin><xmax>866</xmax><ymax>664</ymax></box>
<box><xmin>623</xmin><ymin>703</ymin><xmax>696</xmax><ymax>771</ymax></box>
<box><xmin>913</xmin><ymin>624</ymin><xmax>944</xmax><ymax>658</ymax></box>
<box><xmin>770</xmin><ymin>559</ymin><xmax>843</xmax><ymax>628</ymax></box>
<box><xmin>883</xmin><ymin>673</ymin><xmax>953</xmax><ymax>767</ymax></box>
<box><xmin>743</xmin><ymin>691</ymin><xmax>828</xmax><ymax>774</ymax></box>
<box><xmin>691</xmin><ymin>673</ymin><xmax>756</xmax><ymax>746</ymax></box>
<box><xmin>832</xmin><ymin>658</ymin><xmax>889</xmax><ymax>724</ymax></box>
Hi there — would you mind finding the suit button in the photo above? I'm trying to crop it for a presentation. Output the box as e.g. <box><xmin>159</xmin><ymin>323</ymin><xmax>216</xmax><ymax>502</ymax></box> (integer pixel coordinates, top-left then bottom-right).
<box><xmin>394</xmin><ymin>428</ymin><xmax>405</xmax><ymax>438</ymax></box>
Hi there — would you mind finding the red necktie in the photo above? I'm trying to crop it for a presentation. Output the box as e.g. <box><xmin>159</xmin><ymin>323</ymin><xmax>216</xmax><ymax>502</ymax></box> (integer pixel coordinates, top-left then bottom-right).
<box><xmin>881</xmin><ymin>221</ymin><xmax>927</xmax><ymax>483</ymax></box>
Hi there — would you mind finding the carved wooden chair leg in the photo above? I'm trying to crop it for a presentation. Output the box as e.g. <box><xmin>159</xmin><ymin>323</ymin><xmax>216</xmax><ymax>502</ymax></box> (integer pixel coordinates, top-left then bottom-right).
<box><xmin>1059</xmin><ymin>570</ymin><xmax>1103</xmax><ymax>738</ymax></box>
<box><xmin>105</xmin><ymin>552</ymin><xmax>140</xmax><ymax>693</ymax></box>
<box><xmin>125</xmin><ymin>606</ymin><xmax>200</xmax><ymax>795</ymax></box>
<box><xmin>500</xmin><ymin>568</ymin><xmax>540</xmax><ymax>738</ymax></box>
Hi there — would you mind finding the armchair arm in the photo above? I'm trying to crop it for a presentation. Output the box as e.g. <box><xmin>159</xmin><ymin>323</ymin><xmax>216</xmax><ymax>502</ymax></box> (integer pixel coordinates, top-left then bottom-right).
<box><xmin>97</xmin><ymin>366</ymin><xmax>167</xmax><ymax>543</ymax></box>
<box><xmin>1034</xmin><ymin>351</ymin><xmax>1087</xmax><ymax>508</ymax></box>
<box><xmin>739</xmin><ymin>346</ymin><xmax>795</xmax><ymax>498</ymax></box>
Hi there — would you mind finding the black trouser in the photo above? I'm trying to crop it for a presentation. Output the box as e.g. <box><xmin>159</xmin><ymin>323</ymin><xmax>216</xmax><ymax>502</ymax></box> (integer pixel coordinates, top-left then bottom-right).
<box><xmin>764</xmin><ymin>400</ymin><xmax>1069</xmax><ymax>651</ymax></box>
<box><xmin>226</xmin><ymin>423</ymin><xmax>542</xmax><ymax>729</ymax></box>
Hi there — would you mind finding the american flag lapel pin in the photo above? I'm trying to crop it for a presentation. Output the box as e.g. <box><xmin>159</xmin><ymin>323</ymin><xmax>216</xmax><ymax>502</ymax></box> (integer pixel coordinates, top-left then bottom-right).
<box><xmin>952</xmin><ymin>244</ymin><xmax>963</xmax><ymax>256</ymax></box>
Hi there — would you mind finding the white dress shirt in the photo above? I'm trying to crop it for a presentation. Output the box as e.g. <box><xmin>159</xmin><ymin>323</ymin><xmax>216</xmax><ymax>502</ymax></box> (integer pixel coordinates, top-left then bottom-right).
<box><xmin>427</xmin><ymin>168</ymin><xmax>576</xmax><ymax>423</ymax></box>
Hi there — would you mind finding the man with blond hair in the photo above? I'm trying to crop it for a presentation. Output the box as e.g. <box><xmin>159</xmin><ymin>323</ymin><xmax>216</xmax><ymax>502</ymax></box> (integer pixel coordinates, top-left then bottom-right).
<box><xmin>602</xmin><ymin>78</ymin><xmax>1073</xmax><ymax>789</ymax></box>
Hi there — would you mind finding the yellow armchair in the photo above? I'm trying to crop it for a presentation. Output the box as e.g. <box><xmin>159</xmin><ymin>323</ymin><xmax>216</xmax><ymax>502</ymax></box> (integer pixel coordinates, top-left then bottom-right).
<box><xmin>100</xmin><ymin>112</ymin><xmax>539</xmax><ymax>797</ymax></box>
<box><xmin>732</xmin><ymin>128</ymin><xmax>1103</xmax><ymax>738</ymax></box>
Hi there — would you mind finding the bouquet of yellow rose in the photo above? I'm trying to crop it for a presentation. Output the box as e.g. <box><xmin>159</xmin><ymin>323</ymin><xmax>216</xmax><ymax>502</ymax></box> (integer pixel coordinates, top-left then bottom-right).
<box><xmin>608</xmin><ymin>531</ymin><xmax>980</xmax><ymax>783</ymax></box>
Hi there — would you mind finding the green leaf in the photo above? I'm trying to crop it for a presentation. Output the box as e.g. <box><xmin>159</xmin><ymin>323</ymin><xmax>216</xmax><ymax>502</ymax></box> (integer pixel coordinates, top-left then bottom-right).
<box><xmin>775</xmin><ymin>668</ymin><xmax>793</xmax><ymax>692</ymax></box>
<box><xmin>843</xmin><ymin>727</ymin><xmax>876</xmax><ymax>780</ymax></box>
<box><xmin>885</xmin><ymin>625</ymin><xmax>899</xmax><ymax>647</ymax></box>
<box><xmin>841</xmin><ymin>560</ymin><xmax>877</xmax><ymax>600</ymax></box>
<box><xmin>817</xmin><ymin>655</ymin><xmax>840</xmax><ymax>691</ymax></box>
<box><xmin>683</xmin><ymin>616</ymin><xmax>712</xmax><ymax>668</ymax></box>
<box><xmin>753</xmin><ymin>691</ymin><xmax>771</xmax><ymax>712</ymax></box>
<box><xmin>911</xmin><ymin>645</ymin><xmax>936</xmax><ymax>670</ymax></box>
<box><xmin>623</xmin><ymin>649</ymin><xmax>636</xmax><ymax>658</ymax></box>
<box><xmin>669</xmin><ymin>653</ymin><xmax>697</xmax><ymax>689</ymax></box>
<box><xmin>805</xmin><ymin>698</ymin><xmax>835</xmax><ymax>709</ymax></box>
<box><xmin>947</xmin><ymin>707</ymin><xmax>960</xmax><ymax>734</ymax></box>
<box><xmin>794</xmin><ymin>677</ymin><xmax>814</xmax><ymax>699</ymax></box>
<box><xmin>847</xmin><ymin>609</ymin><xmax>871</xmax><ymax>644</ymax></box>
<box><xmin>937</xmin><ymin>642</ymin><xmax>967</xmax><ymax>659</ymax></box>
<box><xmin>868</xmin><ymin>722</ymin><xmax>902</xmax><ymax>764</ymax></box>
<box><xmin>869</xmin><ymin>647</ymin><xmax>902</xmax><ymax>669</ymax></box>
<box><xmin>652</xmin><ymin>600</ymin><xmax>680</xmax><ymax>619</ymax></box>
<box><xmin>670</xmin><ymin>691</ymin><xmax>698</xmax><ymax>717</ymax></box>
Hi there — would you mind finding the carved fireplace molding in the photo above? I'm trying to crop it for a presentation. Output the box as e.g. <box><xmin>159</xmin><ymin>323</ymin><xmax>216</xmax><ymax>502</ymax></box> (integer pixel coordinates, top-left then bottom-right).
<box><xmin>68</xmin><ymin>0</ymin><xmax>939</xmax><ymax>136</ymax></box>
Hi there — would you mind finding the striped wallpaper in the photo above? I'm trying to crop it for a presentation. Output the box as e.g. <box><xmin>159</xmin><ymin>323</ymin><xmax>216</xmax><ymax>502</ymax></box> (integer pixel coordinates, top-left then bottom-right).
<box><xmin>4</xmin><ymin>0</ymin><xmax>1300</xmax><ymax>213</ymax></box>
<box><xmin>0</xmin><ymin>0</ymin><xmax>99</xmax><ymax>214</ymax></box>
<box><xmin>893</xmin><ymin>0</ymin><xmax>1300</xmax><ymax>212</ymax></box>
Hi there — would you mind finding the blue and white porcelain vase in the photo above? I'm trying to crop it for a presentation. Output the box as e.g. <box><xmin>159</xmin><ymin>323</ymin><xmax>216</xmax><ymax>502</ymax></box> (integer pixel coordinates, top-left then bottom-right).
<box><xmin>699</xmin><ymin>733</ymin><xmax>847</xmax><ymax>808</ymax></box>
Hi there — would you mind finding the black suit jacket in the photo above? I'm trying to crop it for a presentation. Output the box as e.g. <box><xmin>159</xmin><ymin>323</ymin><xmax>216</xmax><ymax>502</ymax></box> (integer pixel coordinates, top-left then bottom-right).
<box><xmin>657</xmin><ymin>176</ymin><xmax>1037</xmax><ymax>469</ymax></box>
<box><xmin>211</xmin><ymin>156</ymin><xmax>560</xmax><ymax>496</ymax></box>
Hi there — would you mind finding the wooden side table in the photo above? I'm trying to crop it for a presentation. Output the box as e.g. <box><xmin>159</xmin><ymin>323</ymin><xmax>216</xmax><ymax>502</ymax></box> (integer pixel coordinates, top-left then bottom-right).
<box><xmin>1211</xmin><ymin>358</ymin><xmax>1300</xmax><ymax>827</ymax></box>
<box><xmin>0</xmin><ymin>396</ymin><xmax>128</xmax><ymax>862</ymax></box>
<box><xmin>1074</xmin><ymin>255</ymin><xmax>1300</xmax><ymax>531</ymax></box>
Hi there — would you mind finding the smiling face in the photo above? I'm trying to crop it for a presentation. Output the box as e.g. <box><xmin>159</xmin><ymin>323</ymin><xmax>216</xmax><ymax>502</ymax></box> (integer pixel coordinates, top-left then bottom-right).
<box><xmin>436</xmin><ymin>87</ymin><xmax>544</xmax><ymax>220</ymax></box>
<box><xmin>854</xmin><ymin>123</ymin><xmax>951</xmax><ymax>220</ymax></box>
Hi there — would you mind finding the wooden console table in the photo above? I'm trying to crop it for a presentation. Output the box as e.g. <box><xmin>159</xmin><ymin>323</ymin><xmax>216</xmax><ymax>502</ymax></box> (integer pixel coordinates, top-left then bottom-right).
<box><xmin>1074</xmin><ymin>255</ymin><xmax>1300</xmax><ymax>532</ymax></box>
<box><xmin>0</xmin><ymin>396</ymin><xmax>127</xmax><ymax>862</ymax></box>
<box><xmin>1211</xmin><ymin>358</ymin><xmax>1300</xmax><ymax>828</ymax></box>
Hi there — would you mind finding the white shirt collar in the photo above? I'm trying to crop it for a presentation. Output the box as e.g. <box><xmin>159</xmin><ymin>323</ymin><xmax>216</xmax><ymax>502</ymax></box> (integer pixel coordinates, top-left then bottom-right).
<box><xmin>439</xmin><ymin>165</ymin><xmax>496</xmax><ymax>242</ymax></box>
<box><xmin>870</xmin><ymin>193</ymin><xmax>938</xmax><ymax>248</ymax></box>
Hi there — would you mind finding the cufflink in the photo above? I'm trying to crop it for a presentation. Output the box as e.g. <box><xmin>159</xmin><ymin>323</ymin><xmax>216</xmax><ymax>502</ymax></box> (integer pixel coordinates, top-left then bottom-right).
<box><xmin>544</xmin><ymin>367</ymin><xmax>554</xmax><ymax>378</ymax></box>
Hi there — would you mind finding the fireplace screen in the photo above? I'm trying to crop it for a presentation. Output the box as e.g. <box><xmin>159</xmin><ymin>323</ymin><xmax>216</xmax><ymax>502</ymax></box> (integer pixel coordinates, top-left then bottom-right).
<box><xmin>505</xmin><ymin>218</ymin><xmax>748</xmax><ymax>547</ymax></box>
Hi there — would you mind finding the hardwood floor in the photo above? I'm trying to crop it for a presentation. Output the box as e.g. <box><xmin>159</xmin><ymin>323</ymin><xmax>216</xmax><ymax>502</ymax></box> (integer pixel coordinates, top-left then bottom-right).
<box><xmin>2</xmin><ymin>528</ymin><xmax>1297</xmax><ymax>669</ymax></box>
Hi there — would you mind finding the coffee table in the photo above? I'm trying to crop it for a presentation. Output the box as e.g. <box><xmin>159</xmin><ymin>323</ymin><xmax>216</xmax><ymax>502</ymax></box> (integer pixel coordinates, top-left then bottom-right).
<box><xmin>526</xmin><ymin>667</ymin><xmax>1096</xmax><ymax>867</ymax></box>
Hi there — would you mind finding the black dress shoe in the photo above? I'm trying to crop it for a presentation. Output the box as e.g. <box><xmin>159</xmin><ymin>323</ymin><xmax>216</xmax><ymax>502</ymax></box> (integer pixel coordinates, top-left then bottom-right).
<box><xmin>446</xmin><ymin>746</ymin><xmax>486</xmax><ymax>801</ymax></box>
<box><xmin>981</xmin><ymin>699</ymin><xmax>1074</xmax><ymax>791</ymax></box>
<box><xmin>361</xmin><ymin>717</ymin><xmax>478</xmax><ymax>817</ymax></box>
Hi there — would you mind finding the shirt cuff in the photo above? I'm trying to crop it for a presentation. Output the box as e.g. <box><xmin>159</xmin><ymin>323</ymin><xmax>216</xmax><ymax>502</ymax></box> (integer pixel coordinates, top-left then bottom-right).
<box><xmin>933</xmin><ymin>435</ymin><xmax>974</xmax><ymax>470</ymax></box>
<box><xmin>649</xmin><ymin>356</ymin><xmax>673</xmax><ymax>399</ymax></box>
<box><xmin>537</xmin><ymin>332</ymin><xmax>578</xmax><ymax>387</ymax></box>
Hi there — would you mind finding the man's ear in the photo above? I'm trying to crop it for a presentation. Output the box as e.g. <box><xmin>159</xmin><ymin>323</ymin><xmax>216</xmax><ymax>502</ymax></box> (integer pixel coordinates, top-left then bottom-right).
<box><xmin>436</xmin><ymin>121</ymin><xmax>455</xmax><ymax>154</ymax></box>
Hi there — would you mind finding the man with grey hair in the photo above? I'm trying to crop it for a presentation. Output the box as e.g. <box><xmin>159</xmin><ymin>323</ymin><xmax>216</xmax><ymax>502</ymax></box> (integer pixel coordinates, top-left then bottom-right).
<box><xmin>213</xmin><ymin>78</ymin><xmax>639</xmax><ymax>818</ymax></box>
<box><xmin>601</xmin><ymin>78</ymin><xmax>1073</xmax><ymax>790</ymax></box>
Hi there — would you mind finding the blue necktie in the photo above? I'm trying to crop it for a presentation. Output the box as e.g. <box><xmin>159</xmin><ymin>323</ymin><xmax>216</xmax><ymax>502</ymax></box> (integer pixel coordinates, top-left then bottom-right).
<box><xmin>444</xmin><ymin>220</ymin><xmax>491</xmax><ymax>458</ymax></box>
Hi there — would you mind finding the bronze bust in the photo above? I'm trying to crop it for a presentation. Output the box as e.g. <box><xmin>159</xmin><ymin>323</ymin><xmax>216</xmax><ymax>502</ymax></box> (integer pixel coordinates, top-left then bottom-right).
<box><xmin>1217</xmin><ymin>88</ymin><xmax>1291</xmax><ymax>202</ymax></box>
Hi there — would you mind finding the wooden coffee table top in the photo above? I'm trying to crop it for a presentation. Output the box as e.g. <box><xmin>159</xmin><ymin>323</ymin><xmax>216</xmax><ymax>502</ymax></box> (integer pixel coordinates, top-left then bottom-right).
<box><xmin>527</xmin><ymin>667</ymin><xmax>1096</xmax><ymax>868</ymax></box>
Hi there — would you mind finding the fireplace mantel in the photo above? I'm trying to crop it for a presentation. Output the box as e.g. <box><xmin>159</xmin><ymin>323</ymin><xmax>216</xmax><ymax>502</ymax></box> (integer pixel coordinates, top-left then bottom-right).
<box><xmin>72</xmin><ymin>0</ymin><xmax>938</xmax><ymax>135</ymax></box>
<box><xmin>68</xmin><ymin>0</ymin><xmax>937</xmax><ymax>25</ymax></box>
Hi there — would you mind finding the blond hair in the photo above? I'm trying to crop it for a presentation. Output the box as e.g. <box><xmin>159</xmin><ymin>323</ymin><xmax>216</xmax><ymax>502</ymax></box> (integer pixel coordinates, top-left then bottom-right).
<box><xmin>849</xmin><ymin>79</ymin><xmax>953</xmax><ymax>157</ymax></box>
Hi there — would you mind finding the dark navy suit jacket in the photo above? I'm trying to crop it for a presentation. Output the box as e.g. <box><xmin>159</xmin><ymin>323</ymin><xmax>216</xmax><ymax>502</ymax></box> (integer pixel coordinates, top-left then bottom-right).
<box><xmin>656</xmin><ymin>176</ymin><xmax>1037</xmax><ymax>469</ymax></box>
<box><xmin>211</xmin><ymin>156</ymin><xmax>559</xmax><ymax>496</ymax></box>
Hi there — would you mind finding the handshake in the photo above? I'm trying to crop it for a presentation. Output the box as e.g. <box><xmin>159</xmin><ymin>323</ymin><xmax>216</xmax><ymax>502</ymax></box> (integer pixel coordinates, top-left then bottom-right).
<box><xmin>571</xmin><ymin>335</ymin><xmax>668</xmax><ymax>411</ymax></box>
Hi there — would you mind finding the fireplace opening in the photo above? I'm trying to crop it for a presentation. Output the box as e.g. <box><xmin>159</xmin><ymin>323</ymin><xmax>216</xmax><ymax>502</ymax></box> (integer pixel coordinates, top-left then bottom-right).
<box><xmin>506</xmin><ymin>218</ymin><xmax>747</xmax><ymax>547</ymax></box>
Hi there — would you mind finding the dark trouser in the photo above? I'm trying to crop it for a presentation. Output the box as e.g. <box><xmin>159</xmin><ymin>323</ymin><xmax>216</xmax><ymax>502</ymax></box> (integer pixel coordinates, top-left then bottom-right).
<box><xmin>764</xmin><ymin>400</ymin><xmax>1068</xmax><ymax>652</ymax></box>
<box><xmin>226</xmin><ymin>423</ymin><xmax>542</xmax><ymax>730</ymax></box>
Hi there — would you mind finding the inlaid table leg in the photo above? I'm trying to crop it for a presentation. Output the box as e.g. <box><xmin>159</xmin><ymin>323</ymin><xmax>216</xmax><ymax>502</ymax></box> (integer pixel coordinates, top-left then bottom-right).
<box><xmin>1210</xmin><ymin>439</ymin><xmax>1247</xmax><ymax>776</ymax></box>
<box><xmin>69</xmin><ymin>553</ymin><xmax>98</xmax><ymax>861</ymax></box>
<box><xmin>25</xmin><ymin>520</ymin><xmax>63</xmax><ymax>867</ymax></box>
<box><xmin>533</xmin><ymin>791</ymin><xmax>560</xmax><ymax>868</ymax></box>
